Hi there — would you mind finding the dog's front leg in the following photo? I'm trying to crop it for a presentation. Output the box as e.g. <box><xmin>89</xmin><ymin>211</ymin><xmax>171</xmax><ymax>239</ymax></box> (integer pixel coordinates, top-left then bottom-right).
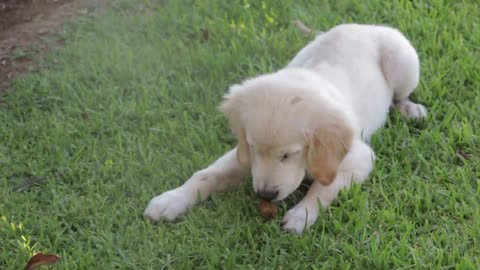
<box><xmin>282</xmin><ymin>140</ymin><xmax>375</xmax><ymax>234</ymax></box>
<box><xmin>144</xmin><ymin>147</ymin><xmax>248</xmax><ymax>222</ymax></box>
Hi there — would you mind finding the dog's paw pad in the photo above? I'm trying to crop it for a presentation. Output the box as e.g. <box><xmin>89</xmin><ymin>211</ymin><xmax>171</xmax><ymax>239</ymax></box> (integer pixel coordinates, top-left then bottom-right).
<box><xmin>396</xmin><ymin>100</ymin><xmax>428</xmax><ymax>119</ymax></box>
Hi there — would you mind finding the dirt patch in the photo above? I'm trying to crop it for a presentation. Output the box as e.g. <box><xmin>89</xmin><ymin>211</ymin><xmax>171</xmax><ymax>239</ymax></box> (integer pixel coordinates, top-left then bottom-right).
<box><xmin>0</xmin><ymin>0</ymin><xmax>104</xmax><ymax>95</ymax></box>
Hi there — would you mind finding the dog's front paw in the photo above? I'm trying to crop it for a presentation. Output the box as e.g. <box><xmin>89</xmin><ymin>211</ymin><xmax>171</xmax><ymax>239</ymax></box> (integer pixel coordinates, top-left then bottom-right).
<box><xmin>396</xmin><ymin>100</ymin><xmax>428</xmax><ymax>119</ymax></box>
<box><xmin>144</xmin><ymin>188</ymin><xmax>193</xmax><ymax>222</ymax></box>
<box><xmin>281</xmin><ymin>203</ymin><xmax>319</xmax><ymax>234</ymax></box>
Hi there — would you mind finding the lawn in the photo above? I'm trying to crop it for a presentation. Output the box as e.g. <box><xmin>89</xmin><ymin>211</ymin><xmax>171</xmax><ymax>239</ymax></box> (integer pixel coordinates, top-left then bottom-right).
<box><xmin>1</xmin><ymin>0</ymin><xmax>480</xmax><ymax>269</ymax></box>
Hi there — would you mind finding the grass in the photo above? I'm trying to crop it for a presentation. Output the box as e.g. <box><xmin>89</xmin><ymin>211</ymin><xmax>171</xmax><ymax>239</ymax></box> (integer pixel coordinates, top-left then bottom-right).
<box><xmin>1</xmin><ymin>0</ymin><xmax>479</xmax><ymax>269</ymax></box>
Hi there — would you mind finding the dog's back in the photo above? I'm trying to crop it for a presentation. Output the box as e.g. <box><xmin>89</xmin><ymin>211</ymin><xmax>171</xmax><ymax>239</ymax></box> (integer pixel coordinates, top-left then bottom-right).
<box><xmin>287</xmin><ymin>24</ymin><xmax>420</xmax><ymax>140</ymax></box>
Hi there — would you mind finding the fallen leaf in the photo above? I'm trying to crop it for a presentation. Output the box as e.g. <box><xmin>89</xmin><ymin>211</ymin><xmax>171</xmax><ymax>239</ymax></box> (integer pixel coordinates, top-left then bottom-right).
<box><xmin>78</xmin><ymin>8</ymin><xmax>89</xmax><ymax>15</ymax></box>
<box><xmin>13</xmin><ymin>177</ymin><xmax>46</xmax><ymax>192</ymax></box>
<box><xmin>81</xmin><ymin>112</ymin><xmax>89</xmax><ymax>120</ymax></box>
<box><xmin>294</xmin><ymin>20</ymin><xmax>312</xmax><ymax>35</ymax></box>
<box><xmin>24</xmin><ymin>253</ymin><xmax>61</xmax><ymax>270</ymax></box>
<box><xmin>456</xmin><ymin>149</ymin><xmax>472</xmax><ymax>160</ymax></box>
<box><xmin>201</xmin><ymin>28</ymin><xmax>209</xmax><ymax>41</ymax></box>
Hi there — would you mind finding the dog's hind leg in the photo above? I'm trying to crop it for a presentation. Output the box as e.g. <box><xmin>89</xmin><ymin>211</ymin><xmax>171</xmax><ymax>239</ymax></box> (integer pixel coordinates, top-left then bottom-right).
<box><xmin>379</xmin><ymin>28</ymin><xmax>428</xmax><ymax>119</ymax></box>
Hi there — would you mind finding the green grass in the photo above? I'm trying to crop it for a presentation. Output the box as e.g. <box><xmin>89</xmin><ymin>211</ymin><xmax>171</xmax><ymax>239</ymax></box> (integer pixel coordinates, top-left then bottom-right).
<box><xmin>1</xmin><ymin>0</ymin><xmax>479</xmax><ymax>269</ymax></box>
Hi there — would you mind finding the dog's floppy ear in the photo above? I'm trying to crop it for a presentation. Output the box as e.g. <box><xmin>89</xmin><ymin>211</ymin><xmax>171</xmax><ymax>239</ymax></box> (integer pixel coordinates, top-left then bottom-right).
<box><xmin>233</xmin><ymin>128</ymin><xmax>250</xmax><ymax>167</ymax></box>
<box><xmin>306</xmin><ymin>114</ymin><xmax>353</xmax><ymax>185</ymax></box>
<box><xmin>219</xmin><ymin>84</ymin><xmax>250</xmax><ymax>167</ymax></box>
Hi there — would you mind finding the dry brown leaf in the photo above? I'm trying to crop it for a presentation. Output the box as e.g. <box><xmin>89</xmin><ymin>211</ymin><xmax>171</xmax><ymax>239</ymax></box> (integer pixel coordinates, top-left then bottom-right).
<box><xmin>80</xmin><ymin>112</ymin><xmax>89</xmax><ymax>120</ymax></box>
<box><xmin>24</xmin><ymin>253</ymin><xmax>61</xmax><ymax>270</ymax></box>
<box><xmin>201</xmin><ymin>28</ymin><xmax>209</xmax><ymax>41</ymax></box>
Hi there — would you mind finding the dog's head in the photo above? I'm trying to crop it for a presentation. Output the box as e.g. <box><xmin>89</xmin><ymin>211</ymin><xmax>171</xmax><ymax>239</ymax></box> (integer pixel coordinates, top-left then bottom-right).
<box><xmin>220</xmin><ymin>69</ymin><xmax>354</xmax><ymax>201</ymax></box>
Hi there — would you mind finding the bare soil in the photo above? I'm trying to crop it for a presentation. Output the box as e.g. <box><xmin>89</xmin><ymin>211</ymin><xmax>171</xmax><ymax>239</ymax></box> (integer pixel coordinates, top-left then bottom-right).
<box><xmin>0</xmin><ymin>0</ymin><xmax>104</xmax><ymax>94</ymax></box>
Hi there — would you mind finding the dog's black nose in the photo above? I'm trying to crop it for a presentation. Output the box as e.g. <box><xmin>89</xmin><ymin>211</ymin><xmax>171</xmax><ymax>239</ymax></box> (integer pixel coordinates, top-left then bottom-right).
<box><xmin>256</xmin><ymin>190</ymin><xmax>279</xmax><ymax>201</ymax></box>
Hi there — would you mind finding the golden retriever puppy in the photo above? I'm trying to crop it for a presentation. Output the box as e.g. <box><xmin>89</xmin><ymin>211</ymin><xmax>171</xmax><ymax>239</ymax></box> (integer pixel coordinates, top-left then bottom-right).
<box><xmin>144</xmin><ymin>24</ymin><xmax>427</xmax><ymax>233</ymax></box>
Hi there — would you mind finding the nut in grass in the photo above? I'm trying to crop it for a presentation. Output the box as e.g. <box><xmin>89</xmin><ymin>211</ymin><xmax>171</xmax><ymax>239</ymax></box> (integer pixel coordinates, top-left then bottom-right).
<box><xmin>260</xmin><ymin>200</ymin><xmax>278</xmax><ymax>220</ymax></box>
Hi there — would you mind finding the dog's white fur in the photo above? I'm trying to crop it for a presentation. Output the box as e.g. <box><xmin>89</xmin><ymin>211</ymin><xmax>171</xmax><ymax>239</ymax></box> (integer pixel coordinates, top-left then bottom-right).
<box><xmin>144</xmin><ymin>24</ymin><xmax>427</xmax><ymax>234</ymax></box>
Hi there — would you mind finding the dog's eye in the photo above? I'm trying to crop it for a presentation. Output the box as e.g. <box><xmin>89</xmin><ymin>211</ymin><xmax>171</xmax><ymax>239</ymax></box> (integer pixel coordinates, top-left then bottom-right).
<box><xmin>280</xmin><ymin>153</ymin><xmax>289</xmax><ymax>162</ymax></box>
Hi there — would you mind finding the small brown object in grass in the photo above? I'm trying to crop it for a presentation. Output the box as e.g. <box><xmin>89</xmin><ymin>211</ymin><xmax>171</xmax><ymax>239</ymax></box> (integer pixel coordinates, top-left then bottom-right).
<box><xmin>260</xmin><ymin>200</ymin><xmax>278</xmax><ymax>220</ymax></box>
<box><xmin>24</xmin><ymin>253</ymin><xmax>61</xmax><ymax>270</ymax></box>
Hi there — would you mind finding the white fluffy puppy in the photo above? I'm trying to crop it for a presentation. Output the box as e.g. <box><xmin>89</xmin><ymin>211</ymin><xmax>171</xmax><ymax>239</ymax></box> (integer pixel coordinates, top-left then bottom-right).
<box><xmin>144</xmin><ymin>24</ymin><xmax>427</xmax><ymax>234</ymax></box>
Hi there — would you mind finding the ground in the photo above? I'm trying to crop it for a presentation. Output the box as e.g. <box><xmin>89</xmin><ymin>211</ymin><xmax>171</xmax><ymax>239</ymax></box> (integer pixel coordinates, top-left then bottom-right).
<box><xmin>0</xmin><ymin>0</ymin><xmax>101</xmax><ymax>94</ymax></box>
<box><xmin>0</xmin><ymin>0</ymin><xmax>479</xmax><ymax>269</ymax></box>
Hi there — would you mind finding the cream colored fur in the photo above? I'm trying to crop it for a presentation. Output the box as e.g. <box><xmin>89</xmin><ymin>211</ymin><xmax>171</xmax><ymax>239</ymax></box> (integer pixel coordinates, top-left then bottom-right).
<box><xmin>144</xmin><ymin>24</ymin><xmax>427</xmax><ymax>234</ymax></box>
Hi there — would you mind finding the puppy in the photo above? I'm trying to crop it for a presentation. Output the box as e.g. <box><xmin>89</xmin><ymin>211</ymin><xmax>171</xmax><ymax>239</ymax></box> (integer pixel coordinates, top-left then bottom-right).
<box><xmin>144</xmin><ymin>24</ymin><xmax>427</xmax><ymax>234</ymax></box>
